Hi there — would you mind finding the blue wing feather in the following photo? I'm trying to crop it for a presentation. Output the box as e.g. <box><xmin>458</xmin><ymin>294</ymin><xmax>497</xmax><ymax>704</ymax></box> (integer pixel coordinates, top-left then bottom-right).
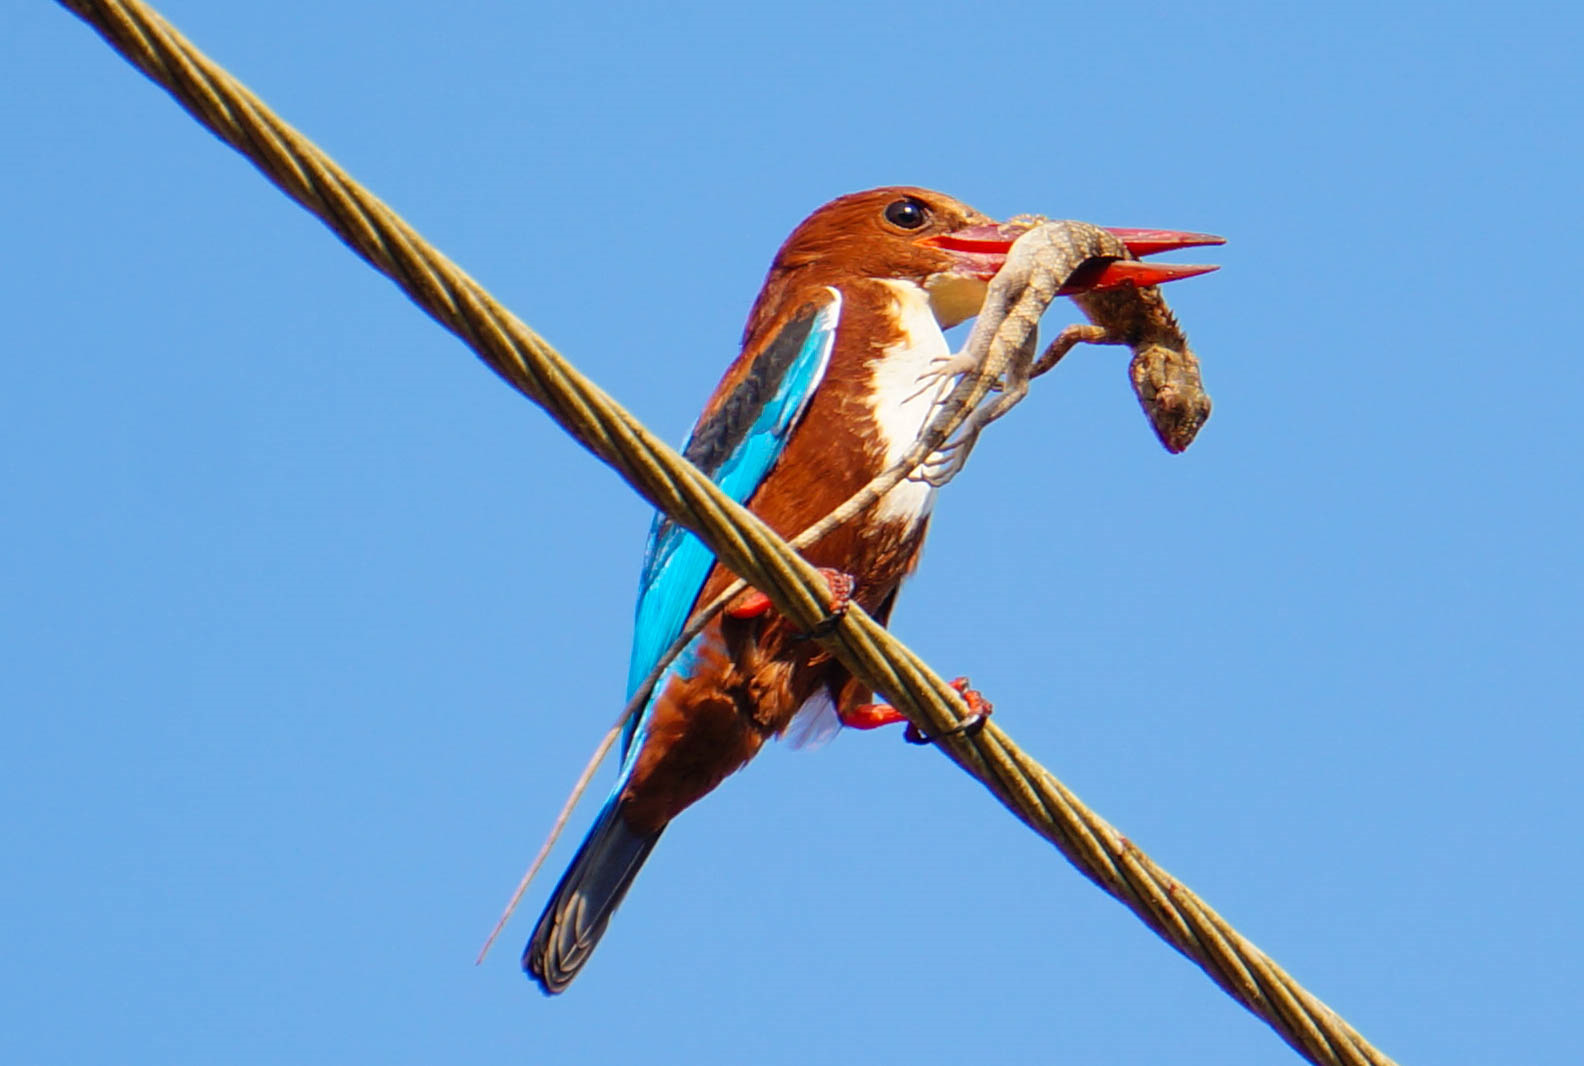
<box><xmin>617</xmin><ymin>289</ymin><xmax>841</xmax><ymax>764</ymax></box>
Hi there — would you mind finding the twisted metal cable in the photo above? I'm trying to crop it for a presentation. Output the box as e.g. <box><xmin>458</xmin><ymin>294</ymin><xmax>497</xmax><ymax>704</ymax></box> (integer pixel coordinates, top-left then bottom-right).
<box><xmin>57</xmin><ymin>3</ymin><xmax>1396</xmax><ymax>1063</ymax></box>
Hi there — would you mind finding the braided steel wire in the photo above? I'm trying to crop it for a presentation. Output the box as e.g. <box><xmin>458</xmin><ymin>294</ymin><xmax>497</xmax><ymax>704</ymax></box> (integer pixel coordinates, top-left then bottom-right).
<box><xmin>58</xmin><ymin>4</ymin><xmax>1395</xmax><ymax>1063</ymax></box>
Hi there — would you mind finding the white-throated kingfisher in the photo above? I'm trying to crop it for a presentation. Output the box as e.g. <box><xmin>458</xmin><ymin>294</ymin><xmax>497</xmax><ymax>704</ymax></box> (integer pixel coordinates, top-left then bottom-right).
<box><xmin>524</xmin><ymin>187</ymin><xmax>1216</xmax><ymax>993</ymax></box>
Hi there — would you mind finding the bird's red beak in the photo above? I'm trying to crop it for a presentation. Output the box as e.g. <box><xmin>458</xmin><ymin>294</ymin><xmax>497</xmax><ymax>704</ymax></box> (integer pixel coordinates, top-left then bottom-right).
<box><xmin>920</xmin><ymin>222</ymin><xmax>1224</xmax><ymax>291</ymax></box>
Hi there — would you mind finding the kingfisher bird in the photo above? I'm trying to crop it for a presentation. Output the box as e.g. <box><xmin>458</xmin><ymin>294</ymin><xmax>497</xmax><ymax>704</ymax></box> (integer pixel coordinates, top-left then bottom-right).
<box><xmin>524</xmin><ymin>187</ymin><xmax>1214</xmax><ymax>993</ymax></box>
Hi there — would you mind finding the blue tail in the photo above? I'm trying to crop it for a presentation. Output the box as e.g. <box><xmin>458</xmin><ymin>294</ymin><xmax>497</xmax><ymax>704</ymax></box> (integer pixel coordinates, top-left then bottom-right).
<box><xmin>522</xmin><ymin>796</ymin><xmax>663</xmax><ymax>994</ymax></box>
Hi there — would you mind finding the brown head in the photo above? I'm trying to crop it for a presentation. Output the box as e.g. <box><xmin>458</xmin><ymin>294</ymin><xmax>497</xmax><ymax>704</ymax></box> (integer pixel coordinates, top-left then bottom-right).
<box><xmin>742</xmin><ymin>186</ymin><xmax>1025</xmax><ymax>342</ymax></box>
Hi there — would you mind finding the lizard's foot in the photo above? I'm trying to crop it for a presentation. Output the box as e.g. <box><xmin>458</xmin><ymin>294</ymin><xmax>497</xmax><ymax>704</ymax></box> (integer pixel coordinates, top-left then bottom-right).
<box><xmin>914</xmin><ymin>435</ymin><xmax>976</xmax><ymax>488</ymax></box>
<box><xmin>905</xmin><ymin>351</ymin><xmax>983</xmax><ymax>404</ymax></box>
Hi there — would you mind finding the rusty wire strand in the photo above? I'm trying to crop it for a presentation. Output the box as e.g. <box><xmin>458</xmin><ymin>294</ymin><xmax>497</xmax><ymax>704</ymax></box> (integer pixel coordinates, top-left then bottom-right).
<box><xmin>58</xmin><ymin>3</ymin><xmax>1393</xmax><ymax>1064</ymax></box>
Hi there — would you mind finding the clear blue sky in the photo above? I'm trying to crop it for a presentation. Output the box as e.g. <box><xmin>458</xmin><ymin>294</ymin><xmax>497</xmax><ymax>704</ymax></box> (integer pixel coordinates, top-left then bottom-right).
<box><xmin>4</xmin><ymin>3</ymin><xmax>1580</xmax><ymax>1064</ymax></box>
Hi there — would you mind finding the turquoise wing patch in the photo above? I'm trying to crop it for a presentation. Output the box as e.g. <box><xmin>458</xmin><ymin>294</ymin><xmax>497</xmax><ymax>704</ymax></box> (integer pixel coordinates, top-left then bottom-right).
<box><xmin>619</xmin><ymin>289</ymin><xmax>841</xmax><ymax>760</ymax></box>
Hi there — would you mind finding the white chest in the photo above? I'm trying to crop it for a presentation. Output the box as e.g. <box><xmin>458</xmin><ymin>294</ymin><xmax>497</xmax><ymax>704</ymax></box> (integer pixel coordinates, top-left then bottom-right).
<box><xmin>864</xmin><ymin>280</ymin><xmax>950</xmax><ymax>525</ymax></box>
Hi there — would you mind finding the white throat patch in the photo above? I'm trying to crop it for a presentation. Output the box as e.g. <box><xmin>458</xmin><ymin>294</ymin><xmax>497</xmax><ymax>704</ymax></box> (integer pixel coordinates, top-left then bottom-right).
<box><xmin>865</xmin><ymin>279</ymin><xmax>951</xmax><ymax>525</ymax></box>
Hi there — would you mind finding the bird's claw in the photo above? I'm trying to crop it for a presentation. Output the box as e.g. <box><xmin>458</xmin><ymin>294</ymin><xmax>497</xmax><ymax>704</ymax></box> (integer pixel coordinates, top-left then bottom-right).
<box><xmin>800</xmin><ymin>569</ymin><xmax>855</xmax><ymax>638</ymax></box>
<box><xmin>726</xmin><ymin>568</ymin><xmax>855</xmax><ymax>639</ymax></box>
<box><xmin>903</xmin><ymin>676</ymin><xmax>994</xmax><ymax>744</ymax></box>
<box><xmin>845</xmin><ymin>677</ymin><xmax>993</xmax><ymax>744</ymax></box>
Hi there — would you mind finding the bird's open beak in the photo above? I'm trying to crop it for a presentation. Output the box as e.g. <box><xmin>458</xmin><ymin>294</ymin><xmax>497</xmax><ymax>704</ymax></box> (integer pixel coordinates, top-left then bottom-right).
<box><xmin>920</xmin><ymin>222</ymin><xmax>1224</xmax><ymax>291</ymax></box>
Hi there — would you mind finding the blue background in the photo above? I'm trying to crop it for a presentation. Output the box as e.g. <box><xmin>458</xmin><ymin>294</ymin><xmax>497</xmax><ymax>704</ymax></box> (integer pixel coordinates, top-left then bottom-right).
<box><xmin>5</xmin><ymin>3</ymin><xmax>1580</xmax><ymax>1063</ymax></box>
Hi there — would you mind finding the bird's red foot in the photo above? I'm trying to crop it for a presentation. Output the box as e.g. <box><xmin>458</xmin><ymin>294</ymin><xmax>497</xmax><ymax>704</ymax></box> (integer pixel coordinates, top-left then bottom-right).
<box><xmin>724</xmin><ymin>588</ymin><xmax>774</xmax><ymax>620</ymax></box>
<box><xmin>842</xmin><ymin>677</ymin><xmax>993</xmax><ymax>744</ymax></box>
<box><xmin>725</xmin><ymin>569</ymin><xmax>856</xmax><ymax>637</ymax></box>
<box><xmin>837</xmin><ymin>702</ymin><xmax>910</xmax><ymax>730</ymax></box>
<box><xmin>803</xmin><ymin>569</ymin><xmax>855</xmax><ymax>637</ymax></box>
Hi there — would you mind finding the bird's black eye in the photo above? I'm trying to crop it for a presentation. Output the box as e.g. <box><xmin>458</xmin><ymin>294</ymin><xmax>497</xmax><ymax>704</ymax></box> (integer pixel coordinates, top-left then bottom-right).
<box><xmin>884</xmin><ymin>197</ymin><xmax>929</xmax><ymax>230</ymax></box>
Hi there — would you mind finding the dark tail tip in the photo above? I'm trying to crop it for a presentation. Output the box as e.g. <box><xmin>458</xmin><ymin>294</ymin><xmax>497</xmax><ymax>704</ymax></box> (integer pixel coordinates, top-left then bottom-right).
<box><xmin>523</xmin><ymin>799</ymin><xmax>662</xmax><ymax>994</ymax></box>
